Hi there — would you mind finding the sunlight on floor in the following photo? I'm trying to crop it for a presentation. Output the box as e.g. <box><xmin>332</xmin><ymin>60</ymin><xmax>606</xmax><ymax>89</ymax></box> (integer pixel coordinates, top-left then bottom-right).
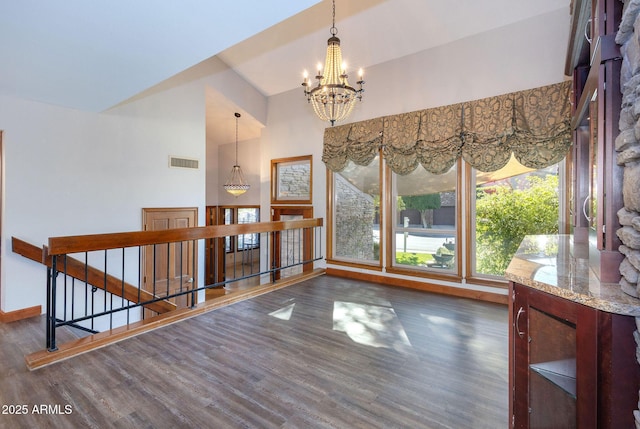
<box><xmin>269</xmin><ymin>303</ymin><xmax>296</xmax><ymax>321</ymax></box>
<box><xmin>332</xmin><ymin>301</ymin><xmax>412</xmax><ymax>352</ymax></box>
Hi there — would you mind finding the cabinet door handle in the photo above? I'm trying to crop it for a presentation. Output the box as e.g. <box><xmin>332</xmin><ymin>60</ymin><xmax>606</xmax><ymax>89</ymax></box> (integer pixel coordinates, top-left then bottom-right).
<box><xmin>516</xmin><ymin>307</ymin><xmax>525</xmax><ymax>339</ymax></box>
<box><xmin>582</xmin><ymin>196</ymin><xmax>592</xmax><ymax>223</ymax></box>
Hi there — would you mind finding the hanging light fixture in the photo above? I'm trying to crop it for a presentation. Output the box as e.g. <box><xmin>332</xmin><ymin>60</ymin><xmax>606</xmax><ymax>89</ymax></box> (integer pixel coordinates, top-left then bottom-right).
<box><xmin>302</xmin><ymin>0</ymin><xmax>364</xmax><ymax>126</ymax></box>
<box><xmin>223</xmin><ymin>112</ymin><xmax>250</xmax><ymax>197</ymax></box>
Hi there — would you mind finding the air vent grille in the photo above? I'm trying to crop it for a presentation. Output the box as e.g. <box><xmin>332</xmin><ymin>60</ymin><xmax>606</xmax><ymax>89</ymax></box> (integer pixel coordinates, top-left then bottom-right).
<box><xmin>169</xmin><ymin>156</ymin><xmax>199</xmax><ymax>169</ymax></box>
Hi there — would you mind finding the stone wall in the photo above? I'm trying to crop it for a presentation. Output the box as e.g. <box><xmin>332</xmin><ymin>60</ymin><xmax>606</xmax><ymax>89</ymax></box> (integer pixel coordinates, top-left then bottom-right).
<box><xmin>334</xmin><ymin>174</ymin><xmax>376</xmax><ymax>260</ymax></box>
<box><xmin>616</xmin><ymin>2</ymin><xmax>640</xmax><ymax>426</ymax></box>
<box><xmin>277</xmin><ymin>163</ymin><xmax>310</xmax><ymax>199</ymax></box>
<box><xmin>617</xmin><ymin>0</ymin><xmax>640</xmax><ymax>298</ymax></box>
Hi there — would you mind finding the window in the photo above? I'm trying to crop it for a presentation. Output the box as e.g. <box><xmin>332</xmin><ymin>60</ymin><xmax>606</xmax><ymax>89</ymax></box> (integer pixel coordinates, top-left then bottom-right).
<box><xmin>221</xmin><ymin>206</ymin><xmax>260</xmax><ymax>253</ymax></box>
<box><xmin>237</xmin><ymin>207</ymin><xmax>259</xmax><ymax>250</ymax></box>
<box><xmin>391</xmin><ymin>162</ymin><xmax>458</xmax><ymax>275</ymax></box>
<box><xmin>470</xmin><ymin>156</ymin><xmax>561</xmax><ymax>279</ymax></box>
<box><xmin>327</xmin><ymin>155</ymin><xmax>565</xmax><ymax>287</ymax></box>
<box><xmin>330</xmin><ymin>156</ymin><xmax>380</xmax><ymax>265</ymax></box>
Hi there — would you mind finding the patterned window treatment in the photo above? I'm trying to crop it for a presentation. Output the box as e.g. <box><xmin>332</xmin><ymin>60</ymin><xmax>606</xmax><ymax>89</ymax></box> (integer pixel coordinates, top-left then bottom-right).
<box><xmin>322</xmin><ymin>81</ymin><xmax>572</xmax><ymax>174</ymax></box>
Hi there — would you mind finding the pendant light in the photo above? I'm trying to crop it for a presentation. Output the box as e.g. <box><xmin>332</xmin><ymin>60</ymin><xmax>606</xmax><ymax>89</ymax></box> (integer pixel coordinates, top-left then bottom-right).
<box><xmin>223</xmin><ymin>112</ymin><xmax>250</xmax><ymax>196</ymax></box>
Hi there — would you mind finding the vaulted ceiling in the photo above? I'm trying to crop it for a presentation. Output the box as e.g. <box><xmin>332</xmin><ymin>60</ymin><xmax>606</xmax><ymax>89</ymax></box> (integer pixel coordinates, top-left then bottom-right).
<box><xmin>1</xmin><ymin>0</ymin><xmax>569</xmax><ymax>144</ymax></box>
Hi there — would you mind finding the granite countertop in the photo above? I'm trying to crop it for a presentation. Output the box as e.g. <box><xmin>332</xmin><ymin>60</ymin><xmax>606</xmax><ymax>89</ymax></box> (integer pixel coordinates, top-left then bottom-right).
<box><xmin>505</xmin><ymin>234</ymin><xmax>640</xmax><ymax>317</ymax></box>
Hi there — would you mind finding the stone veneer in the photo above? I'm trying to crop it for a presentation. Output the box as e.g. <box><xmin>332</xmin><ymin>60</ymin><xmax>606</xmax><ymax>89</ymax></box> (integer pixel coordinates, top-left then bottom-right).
<box><xmin>617</xmin><ymin>0</ymin><xmax>640</xmax><ymax>297</ymax></box>
<box><xmin>334</xmin><ymin>174</ymin><xmax>376</xmax><ymax>260</ymax></box>
<box><xmin>276</xmin><ymin>163</ymin><xmax>311</xmax><ymax>199</ymax></box>
<box><xmin>616</xmin><ymin>1</ymin><xmax>640</xmax><ymax>426</ymax></box>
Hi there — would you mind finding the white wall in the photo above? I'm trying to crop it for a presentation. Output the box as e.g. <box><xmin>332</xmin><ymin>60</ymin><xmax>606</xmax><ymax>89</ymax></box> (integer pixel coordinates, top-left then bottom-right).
<box><xmin>0</xmin><ymin>87</ymin><xmax>205</xmax><ymax>312</ymax></box>
<box><xmin>0</xmin><ymin>58</ymin><xmax>265</xmax><ymax>313</ymax></box>
<box><xmin>262</xmin><ymin>8</ymin><xmax>570</xmax><ymax>289</ymax></box>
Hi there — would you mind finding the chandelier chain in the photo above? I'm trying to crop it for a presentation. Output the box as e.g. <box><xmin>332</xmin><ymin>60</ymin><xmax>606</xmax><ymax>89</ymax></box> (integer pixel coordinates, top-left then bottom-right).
<box><xmin>330</xmin><ymin>0</ymin><xmax>337</xmax><ymax>36</ymax></box>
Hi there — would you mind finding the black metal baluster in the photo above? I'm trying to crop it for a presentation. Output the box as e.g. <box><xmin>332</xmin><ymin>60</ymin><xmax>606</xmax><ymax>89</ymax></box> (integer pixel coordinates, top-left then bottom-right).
<box><xmin>48</xmin><ymin>256</ymin><xmax>58</xmax><ymax>352</ymax></box>
<box><xmin>137</xmin><ymin>246</ymin><xmax>141</xmax><ymax>322</ymax></box>
<box><xmin>298</xmin><ymin>228</ymin><xmax>302</xmax><ymax>267</ymax></box>
<box><xmin>104</xmin><ymin>249</ymin><xmax>108</xmax><ymax>317</ymax></box>
<box><xmin>90</xmin><ymin>252</ymin><xmax>94</xmax><ymax>331</ymax></box>
<box><xmin>271</xmin><ymin>230</ymin><xmax>276</xmax><ymax>282</ymax></box>
<box><xmin>62</xmin><ymin>256</ymin><xmax>67</xmax><ymax>324</ymax></box>
<box><xmin>149</xmin><ymin>244</ymin><xmax>157</xmax><ymax>321</ymax></box>
<box><xmin>69</xmin><ymin>255</ymin><xmax>75</xmax><ymax>322</ymax></box>
<box><xmin>165</xmin><ymin>242</ymin><xmax>170</xmax><ymax>303</ymax></box>
<box><xmin>122</xmin><ymin>247</ymin><xmax>127</xmax><ymax>326</ymax></box>
<box><xmin>190</xmin><ymin>239</ymin><xmax>196</xmax><ymax>308</ymax></box>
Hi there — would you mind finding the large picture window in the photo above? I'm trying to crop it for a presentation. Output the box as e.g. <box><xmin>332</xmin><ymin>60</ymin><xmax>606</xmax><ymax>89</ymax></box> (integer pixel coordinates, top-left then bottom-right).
<box><xmin>392</xmin><ymin>163</ymin><xmax>458</xmax><ymax>275</ymax></box>
<box><xmin>470</xmin><ymin>157</ymin><xmax>561</xmax><ymax>279</ymax></box>
<box><xmin>327</xmin><ymin>155</ymin><xmax>565</xmax><ymax>287</ymax></box>
<box><xmin>331</xmin><ymin>156</ymin><xmax>380</xmax><ymax>264</ymax></box>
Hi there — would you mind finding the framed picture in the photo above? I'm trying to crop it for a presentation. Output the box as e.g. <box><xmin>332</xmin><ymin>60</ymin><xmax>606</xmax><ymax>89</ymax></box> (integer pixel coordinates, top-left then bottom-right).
<box><xmin>271</xmin><ymin>155</ymin><xmax>312</xmax><ymax>204</ymax></box>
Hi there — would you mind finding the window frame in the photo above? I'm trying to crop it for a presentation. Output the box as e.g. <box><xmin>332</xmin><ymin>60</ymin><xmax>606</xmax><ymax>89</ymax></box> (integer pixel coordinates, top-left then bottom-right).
<box><xmin>464</xmin><ymin>158</ymin><xmax>569</xmax><ymax>288</ymax></box>
<box><xmin>326</xmin><ymin>152</ymin><xmax>383</xmax><ymax>271</ymax></box>
<box><xmin>219</xmin><ymin>205</ymin><xmax>260</xmax><ymax>254</ymax></box>
<box><xmin>385</xmin><ymin>159</ymin><xmax>463</xmax><ymax>282</ymax></box>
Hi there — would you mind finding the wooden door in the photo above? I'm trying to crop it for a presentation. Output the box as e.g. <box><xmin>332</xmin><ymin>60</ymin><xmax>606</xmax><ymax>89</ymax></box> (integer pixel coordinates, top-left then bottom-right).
<box><xmin>271</xmin><ymin>206</ymin><xmax>313</xmax><ymax>280</ymax></box>
<box><xmin>142</xmin><ymin>207</ymin><xmax>197</xmax><ymax>317</ymax></box>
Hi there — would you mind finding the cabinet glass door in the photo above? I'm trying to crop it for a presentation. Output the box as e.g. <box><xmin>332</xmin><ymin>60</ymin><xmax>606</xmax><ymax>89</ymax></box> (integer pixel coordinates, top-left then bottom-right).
<box><xmin>528</xmin><ymin>307</ymin><xmax>577</xmax><ymax>428</ymax></box>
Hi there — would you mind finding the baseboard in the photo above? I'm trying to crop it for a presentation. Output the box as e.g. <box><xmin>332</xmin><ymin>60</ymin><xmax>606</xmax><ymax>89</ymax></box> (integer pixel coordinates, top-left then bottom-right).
<box><xmin>0</xmin><ymin>305</ymin><xmax>42</xmax><ymax>323</ymax></box>
<box><xmin>326</xmin><ymin>268</ymin><xmax>508</xmax><ymax>305</ymax></box>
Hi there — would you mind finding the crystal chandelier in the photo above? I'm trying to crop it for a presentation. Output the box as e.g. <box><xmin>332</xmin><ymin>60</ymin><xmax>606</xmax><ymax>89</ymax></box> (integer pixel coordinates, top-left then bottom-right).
<box><xmin>302</xmin><ymin>0</ymin><xmax>364</xmax><ymax>126</ymax></box>
<box><xmin>223</xmin><ymin>112</ymin><xmax>250</xmax><ymax>197</ymax></box>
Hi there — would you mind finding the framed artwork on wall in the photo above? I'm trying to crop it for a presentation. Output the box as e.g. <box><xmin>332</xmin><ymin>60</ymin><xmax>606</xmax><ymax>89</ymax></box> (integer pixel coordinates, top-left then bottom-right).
<box><xmin>271</xmin><ymin>155</ymin><xmax>312</xmax><ymax>204</ymax></box>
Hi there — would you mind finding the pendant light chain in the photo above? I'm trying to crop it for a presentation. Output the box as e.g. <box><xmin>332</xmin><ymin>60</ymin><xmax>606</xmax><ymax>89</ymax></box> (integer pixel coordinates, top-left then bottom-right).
<box><xmin>235</xmin><ymin>112</ymin><xmax>239</xmax><ymax>165</ymax></box>
<box><xmin>223</xmin><ymin>112</ymin><xmax>250</xmax><ymax>196</ymax></box>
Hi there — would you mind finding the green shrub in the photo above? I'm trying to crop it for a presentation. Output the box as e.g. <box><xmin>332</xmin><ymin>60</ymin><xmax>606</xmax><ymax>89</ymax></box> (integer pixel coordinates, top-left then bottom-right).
<box><xmin>475</xmin><ymin>174</ymin><xmax>559</xmax><ymax>275</ymax></box>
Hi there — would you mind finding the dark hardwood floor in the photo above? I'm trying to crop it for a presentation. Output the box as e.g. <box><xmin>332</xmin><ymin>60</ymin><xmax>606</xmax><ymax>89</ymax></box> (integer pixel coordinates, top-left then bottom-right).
<box><xmin>0</xmin><ymin>275</ymin><xmax>508</xmax><ymax>429</ymax></box>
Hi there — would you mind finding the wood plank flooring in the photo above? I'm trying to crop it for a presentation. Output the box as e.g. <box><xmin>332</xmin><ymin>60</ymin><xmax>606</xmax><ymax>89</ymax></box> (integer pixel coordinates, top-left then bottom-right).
<box><xmin>0</xmin><ymin>275</ymin><xmax>509</xmax><ymax>429</ymax></box>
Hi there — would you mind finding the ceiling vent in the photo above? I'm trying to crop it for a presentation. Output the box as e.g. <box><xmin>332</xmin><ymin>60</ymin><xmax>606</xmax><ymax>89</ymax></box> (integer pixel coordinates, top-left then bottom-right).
<box><xmin>169</xmin><ymin>156</ymin><xmax>199</xmax><ymax>169</ymax></box>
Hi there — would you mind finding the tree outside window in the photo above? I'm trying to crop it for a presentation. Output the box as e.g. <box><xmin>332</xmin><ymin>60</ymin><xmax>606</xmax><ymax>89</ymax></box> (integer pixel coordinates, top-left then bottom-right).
<box><xmin>474</xmin><ymin>167</ymin><xmax>559</xmax><ymax>276</ymax></box>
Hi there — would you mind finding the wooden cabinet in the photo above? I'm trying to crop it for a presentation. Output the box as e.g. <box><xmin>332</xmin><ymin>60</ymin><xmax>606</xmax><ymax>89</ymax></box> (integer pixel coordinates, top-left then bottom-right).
<box><xmin>509</xmin><ymin>282</ymin><xmax>639</xmax><ymax>428</ymax></box>
<box><xmin>567</xmin><ymin>0</ymin><xmax>624</xmax><ymax>282</ymax></box>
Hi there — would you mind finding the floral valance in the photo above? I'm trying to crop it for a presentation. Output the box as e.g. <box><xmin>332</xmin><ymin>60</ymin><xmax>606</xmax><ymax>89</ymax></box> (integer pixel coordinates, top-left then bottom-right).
<box><xmin>322</xmin><ymin>81</ymin><xmax>572</xmax><ymax>174</ymax></box>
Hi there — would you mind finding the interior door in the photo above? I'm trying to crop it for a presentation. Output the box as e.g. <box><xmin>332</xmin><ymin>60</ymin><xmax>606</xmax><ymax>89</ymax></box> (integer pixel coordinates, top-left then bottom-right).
<box><xmin>271</xmin><ymin>206</ymin><xmax>314</xmax><ymax>280</ymax></box>
<box><xmin>142</xmin><ymin>207</ymin><xmax>197</xmax><ymax>317</ymax></box>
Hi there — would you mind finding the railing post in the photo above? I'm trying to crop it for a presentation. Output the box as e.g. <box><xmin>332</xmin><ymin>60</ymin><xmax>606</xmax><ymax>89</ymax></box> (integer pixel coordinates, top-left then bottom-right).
<box><xmin>47</xmin><ymin>256</ymin><xmax>58</xmax><ymax>352</ymax></box>
<box><xmin>271</xmin><ymin>231</ymin><xmax>276</xmax><ymax>283</ymax></box>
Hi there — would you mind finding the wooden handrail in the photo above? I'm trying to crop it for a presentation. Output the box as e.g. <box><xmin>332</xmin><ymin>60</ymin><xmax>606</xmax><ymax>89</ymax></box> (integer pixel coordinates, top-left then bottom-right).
<box><xmin>12</xmin><ymin>237</ymin><xmax>177</xmax><ymax>314</ymax></box>
<box><xmin>47</xmin><ymin>218</ymin><xmax>324</xmax><ymax>255</ymax></box>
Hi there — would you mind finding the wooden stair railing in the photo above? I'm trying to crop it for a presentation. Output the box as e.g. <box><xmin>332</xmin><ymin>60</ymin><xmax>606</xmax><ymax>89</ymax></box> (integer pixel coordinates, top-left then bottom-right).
<box><xmin>19</xmin><ymin>218</ymin><xmax>324</xmax><ymax>369</ymax></box>
<box><xmin>11</xmin><ymin>237</ymin><xmax>177</xmax><ymax>314</ymax></box>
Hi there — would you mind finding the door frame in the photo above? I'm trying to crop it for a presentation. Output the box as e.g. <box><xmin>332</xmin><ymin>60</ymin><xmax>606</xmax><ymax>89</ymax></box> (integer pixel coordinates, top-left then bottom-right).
<box><xmin>141</xmin><ymin>207</ymin><xmax>198</xmax><ymax>317</ymax></box>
